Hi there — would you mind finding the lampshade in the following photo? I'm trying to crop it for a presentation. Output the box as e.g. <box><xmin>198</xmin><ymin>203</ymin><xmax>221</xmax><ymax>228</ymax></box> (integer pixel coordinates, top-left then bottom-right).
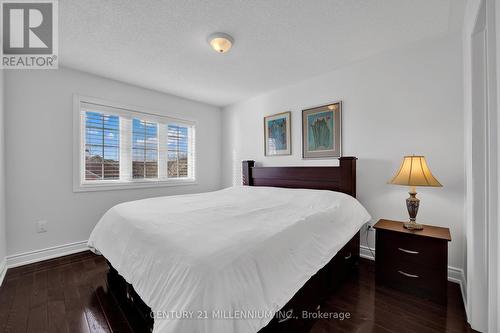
<box><xmin>389</xmin><ymin>156</ymin><xmax>442</xmax><ymax>187</ymax></box>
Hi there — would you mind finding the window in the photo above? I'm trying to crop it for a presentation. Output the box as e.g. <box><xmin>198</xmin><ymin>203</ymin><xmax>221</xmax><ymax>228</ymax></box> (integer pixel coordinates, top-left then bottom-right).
<box><xmin>74</xmin><ymin>96</ymin><xmax>196</xmax><ymax>191</ymax></box>
<box><xmin>168</xmin><ymin>124</ymin><xmax>194</xmax><ymax>178</ymax></box>
<box><xmin>84</xmin><ymin>112</ymin><xmax>120</xmax><ymax>180</ymax></box>
<box><xmin>132</xmin><ymin>119</ymin><xmax>158</xmax><ymax>179</ymax></box>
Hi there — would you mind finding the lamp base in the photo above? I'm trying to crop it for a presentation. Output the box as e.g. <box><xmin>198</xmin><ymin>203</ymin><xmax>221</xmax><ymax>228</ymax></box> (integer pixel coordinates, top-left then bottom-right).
<box><xmin>405</xmin><ymin>188</ymin><xmax>423</xmax><ymax>230</ymax></box>
<box><xmin>403</xmin><ymin>221</ymin><xmax>424</xmax><ymax>230</ymax></box>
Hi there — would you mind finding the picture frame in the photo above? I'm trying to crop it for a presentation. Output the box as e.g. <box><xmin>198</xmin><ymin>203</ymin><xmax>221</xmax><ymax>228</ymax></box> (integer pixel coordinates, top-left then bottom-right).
<box><xmin>264</xmin><ymin>111</ymin><xmax>292</xmax><ymax>156</ymax></box>
<box><xmin>302</xmin><ymin>101</ymin><xmax>342</xmax><ymax>158</ymax></box>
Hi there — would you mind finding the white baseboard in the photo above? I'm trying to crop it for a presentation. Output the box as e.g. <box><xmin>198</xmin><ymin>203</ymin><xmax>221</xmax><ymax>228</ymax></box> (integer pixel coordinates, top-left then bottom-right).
<box><xmin>360</xmin><ymin>245</ymin><xmax>375</xmax><ymax>260</ymax></box>
<box><xmin>0</xmin><ymin>259</ymin><xmax>6</xmax><ymax>286</ymax></box>
<box><xmin>359</xmin><ymin>245</ymin><xmax>467</xmax><ymax>309</ymax></box>
<box><xmin>6</xmin><ymin>240</ymin><xmax>89</xmax><ymax>269</ymax></box>
<box><xmin>448</xmin><ymin>266</ymin><xmax>468</xmax><ymax>316</ymax></box>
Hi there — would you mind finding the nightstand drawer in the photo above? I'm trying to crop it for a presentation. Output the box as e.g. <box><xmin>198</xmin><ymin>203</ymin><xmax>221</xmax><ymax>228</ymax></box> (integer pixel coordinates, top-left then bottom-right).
<box><xmin>377</xmin><ymin>230</ymin><xmax>447</xmax><ymax>269</ymax></box>
<box><xmin>377</xmin><ymin>260</ymin><xmax>447</xmax><ymax>303</ymax></box>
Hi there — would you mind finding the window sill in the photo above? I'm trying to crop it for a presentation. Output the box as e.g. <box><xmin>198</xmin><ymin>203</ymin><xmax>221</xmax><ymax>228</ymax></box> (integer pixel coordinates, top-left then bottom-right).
<box><xmin>73</xmin><ymin>179</ymin><xmax>198</xmax><ymax>193</ymax></box>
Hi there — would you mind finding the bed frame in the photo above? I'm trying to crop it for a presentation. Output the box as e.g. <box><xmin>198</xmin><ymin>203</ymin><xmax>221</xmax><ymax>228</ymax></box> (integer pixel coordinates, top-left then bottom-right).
<box><xmin>106</xmin><ymin>157</ymin><xmax>360</xmax><ymax>333</ymax></box>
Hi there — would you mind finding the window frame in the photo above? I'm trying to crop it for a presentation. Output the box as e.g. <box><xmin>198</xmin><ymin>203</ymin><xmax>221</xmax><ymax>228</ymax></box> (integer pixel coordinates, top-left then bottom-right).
<box><xmin>73</xmin><ymin>95</ymin><xmax>197</xmax><ymax>192</ymax></box>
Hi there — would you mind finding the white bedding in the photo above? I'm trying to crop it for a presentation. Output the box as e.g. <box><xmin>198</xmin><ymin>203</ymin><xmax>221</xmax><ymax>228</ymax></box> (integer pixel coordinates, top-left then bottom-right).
<box><xmin>88</xmin><ymin>186</ymin><xmax>371</xmax><ymax>333</ymax></box>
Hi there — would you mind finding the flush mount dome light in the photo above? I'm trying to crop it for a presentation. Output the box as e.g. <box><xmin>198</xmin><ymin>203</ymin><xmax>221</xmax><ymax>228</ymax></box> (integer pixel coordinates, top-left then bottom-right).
<box><xmin>208</xmin><ymin>32</ymin><xmax>234</xmax><ymax>53</ymax></box>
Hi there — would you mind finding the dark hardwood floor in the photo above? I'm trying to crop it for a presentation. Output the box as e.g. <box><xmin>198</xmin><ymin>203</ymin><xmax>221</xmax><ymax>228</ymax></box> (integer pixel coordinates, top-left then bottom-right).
<box><xmin>0</xmin><ymin>251</ymin><xmax>474</xmax><ymax>333</ymax></box>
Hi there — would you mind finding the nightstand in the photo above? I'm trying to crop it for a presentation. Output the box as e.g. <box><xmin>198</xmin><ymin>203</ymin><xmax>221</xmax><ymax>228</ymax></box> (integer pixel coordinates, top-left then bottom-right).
<box><xmin>373</xmin><ymin>219</ymin><xmax>451</xmax><ymax>304</ymax></box>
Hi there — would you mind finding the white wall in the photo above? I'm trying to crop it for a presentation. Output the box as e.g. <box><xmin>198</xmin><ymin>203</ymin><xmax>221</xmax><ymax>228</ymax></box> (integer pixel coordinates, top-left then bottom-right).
<box><xmin>0</xmin><ymin>69</ymin><xmax>7</xmax><ymax>279</ymax></box>
<box><xmin>4</xmin><ymin>67</ymin><xmax>222</xmax><ymax>257</ymax></box>
<box><xmin>221</xmin><ymin>33</ymin><xmax>466</xmax><ymax>272</ymax></box>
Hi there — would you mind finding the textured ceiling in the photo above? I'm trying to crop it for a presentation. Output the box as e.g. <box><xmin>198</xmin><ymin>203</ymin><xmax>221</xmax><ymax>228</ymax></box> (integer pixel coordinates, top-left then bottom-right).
<box><xmin>60</xmin><ymin>0</ymin><xmax>464</xmax><ymax>106</ymax></box>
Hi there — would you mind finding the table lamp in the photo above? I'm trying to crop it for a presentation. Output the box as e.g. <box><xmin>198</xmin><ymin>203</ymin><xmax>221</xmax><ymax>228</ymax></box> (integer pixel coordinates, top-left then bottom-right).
<box><xmin>389</xmin><ymin>155</ymin><xmax>442</xmax><ymax>230</ymax></box>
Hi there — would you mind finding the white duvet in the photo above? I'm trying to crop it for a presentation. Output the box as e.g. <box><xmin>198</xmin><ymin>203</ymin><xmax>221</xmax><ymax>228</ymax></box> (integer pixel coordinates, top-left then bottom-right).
<box><xmin>88</xmin><ymin>186</ymin><xmax>371</xmax><ymax>333</ymax></box>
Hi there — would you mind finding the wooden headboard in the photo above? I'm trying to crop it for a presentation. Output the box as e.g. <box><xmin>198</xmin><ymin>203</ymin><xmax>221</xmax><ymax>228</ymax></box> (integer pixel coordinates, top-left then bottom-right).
<box><xmin>242</xmin><ymin>157</ymin><xmax>357</xmax><ymax>197</ymax></box>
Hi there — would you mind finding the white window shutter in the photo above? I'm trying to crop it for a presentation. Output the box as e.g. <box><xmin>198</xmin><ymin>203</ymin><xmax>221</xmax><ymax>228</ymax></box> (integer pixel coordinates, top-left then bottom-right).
<box><xmin>120</xmin><ymin>117</ymin><xmax>132</xmax><ymax>181</ymax></box>
<box><xmin>158</xmin><ymin>124</ymin><xmax>168</xmax><ymax>179</ymax></box>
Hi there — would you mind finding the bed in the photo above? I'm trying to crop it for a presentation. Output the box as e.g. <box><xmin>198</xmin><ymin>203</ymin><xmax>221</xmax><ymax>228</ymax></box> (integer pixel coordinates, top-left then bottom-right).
<box><xmin>88</xmin><ymin>157</ymin><xmax>371</xmax><ymax>333</ymax></box>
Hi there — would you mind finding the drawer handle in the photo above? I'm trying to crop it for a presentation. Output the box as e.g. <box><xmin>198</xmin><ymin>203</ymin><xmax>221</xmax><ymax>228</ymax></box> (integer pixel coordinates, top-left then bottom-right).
<box><xmin>398</xmin><ymin>270</ymin><xmax>419</xmax><ymax>278</ymax></box>
<box><xmin>344</xmin><ymin>252</ymin><xmax>352</xmax><ymax>260</ymax></box>
<box><xmin>398</xmin><ymin>247</ymin><xmax>419</xmax><ymax>255</ymax></box>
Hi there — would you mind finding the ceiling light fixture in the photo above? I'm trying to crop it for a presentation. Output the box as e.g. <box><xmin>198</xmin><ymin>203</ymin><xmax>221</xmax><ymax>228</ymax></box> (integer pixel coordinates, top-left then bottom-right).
<box><xmin>208</xmin><ymin>32</ymin><xmax>234</xmax><ymax>53</ymax></box>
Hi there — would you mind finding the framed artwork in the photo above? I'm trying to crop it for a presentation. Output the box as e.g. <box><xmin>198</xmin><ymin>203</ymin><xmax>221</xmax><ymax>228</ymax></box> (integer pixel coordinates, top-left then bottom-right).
<box><xmin>264</xmin><ymin>111</ymin><xmax>291</xmax><ymax>156</ymax></box>
<box><xmin>302</xmin><ymin>101</ymin><xmax>342</xmax><ymax>158</ymax></box>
